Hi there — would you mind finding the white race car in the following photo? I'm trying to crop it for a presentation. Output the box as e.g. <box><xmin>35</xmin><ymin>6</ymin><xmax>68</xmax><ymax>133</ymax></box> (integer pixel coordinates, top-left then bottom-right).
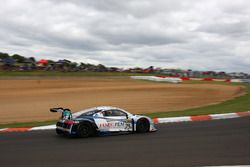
<box><xmin>51</xmin><ymin>106</ymin><xmax>157</xmax><ymax>138</ymax></box>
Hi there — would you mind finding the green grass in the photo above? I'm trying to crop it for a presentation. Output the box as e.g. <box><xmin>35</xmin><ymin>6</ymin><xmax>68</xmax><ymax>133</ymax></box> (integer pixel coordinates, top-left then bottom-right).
<box><xmin>0</xmin><ymin>80</ymin><xmax>249</xmax><ymax>128</ymax></box>
<box><xmin>0</xmin><ymin>71</ymin><xmax>153</xmax><ymax>77</ymax></box>
<box><xmin>0</xmin><ymin>120</ymin><xmax>57</xmax><ymax>129</ymax></box>
<box><xmin>145</xmin><ymin>82</ymin><xmax>250</xmax><ymax>118</ymax></box>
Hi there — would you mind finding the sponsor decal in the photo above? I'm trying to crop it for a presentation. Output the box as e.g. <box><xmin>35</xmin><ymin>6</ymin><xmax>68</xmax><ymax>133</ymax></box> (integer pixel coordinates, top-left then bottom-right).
<box><xmin>98</xmin><ymin>121</ymin><xmax>132</xmax><ymax>129</ymax></box>
<box><xmin>99</xmin><ymin>123</ymin><xmax>113</xmax><ymax>128</ymax></box>
<box><xmin>124</xmin><ymin>123</ymin><xmax>132</xmax><ymax>130</ymax></box>
<box><xmin>114</xmin><ymin>122</ymin><xmax>125</xmax><ymax>127</ymax></box>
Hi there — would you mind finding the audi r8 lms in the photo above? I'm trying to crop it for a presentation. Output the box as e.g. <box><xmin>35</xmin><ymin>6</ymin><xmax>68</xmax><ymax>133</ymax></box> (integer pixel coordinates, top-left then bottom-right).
<box><xmin>50</xmin><ymin>106</ymin><xmax>157</xmax><ymax>138</ymax></box>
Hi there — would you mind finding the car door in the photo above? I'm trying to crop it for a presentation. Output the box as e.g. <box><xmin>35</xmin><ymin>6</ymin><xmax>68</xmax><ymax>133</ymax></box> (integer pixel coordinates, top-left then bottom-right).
<box><xmin>103</xmin><ymin>110</ymin><xmax>133</xmax><ymax>132</ymax></box>
<box><xmin>93</xmin><ymin>111</ymin><xmax>111</xmax><ymax>132</ymax></box>
<box><xmin>94</xmin><ymin>110</ymin><xmax>132</xmax><ymax>132</ymax></box>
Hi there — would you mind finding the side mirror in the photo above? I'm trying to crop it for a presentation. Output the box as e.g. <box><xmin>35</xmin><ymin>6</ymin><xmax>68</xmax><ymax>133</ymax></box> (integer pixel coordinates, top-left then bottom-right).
<box><xmin>126</xmin><ymin>114</ymin><xmax>129</xmax><ymax>119</ymax></box>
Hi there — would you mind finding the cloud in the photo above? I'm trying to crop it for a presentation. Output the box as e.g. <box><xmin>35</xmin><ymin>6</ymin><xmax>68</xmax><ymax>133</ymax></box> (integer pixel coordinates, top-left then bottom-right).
<box><xmin>0</xmin><ymin>0</ymin><xmax>250</xmax><ymax>72</ymax></box>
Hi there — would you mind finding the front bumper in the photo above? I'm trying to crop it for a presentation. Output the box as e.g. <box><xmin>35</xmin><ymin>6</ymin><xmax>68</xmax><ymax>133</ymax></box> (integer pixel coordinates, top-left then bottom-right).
<box><xmin>149</xmin><ymin>123</ymin><xmax>157</xmax><ymax>132</ymax></box>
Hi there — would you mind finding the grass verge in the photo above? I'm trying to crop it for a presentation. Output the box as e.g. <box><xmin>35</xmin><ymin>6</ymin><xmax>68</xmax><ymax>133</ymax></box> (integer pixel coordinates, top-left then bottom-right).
<box><xmin>145</xmin><ymin>81</ymin><xmax>250</xmax><ymax>118</ymax></box>
<box><xmin>0</xmin><ymin>120</ymin><xmax>57</xmax><ymax>129</ymax></box>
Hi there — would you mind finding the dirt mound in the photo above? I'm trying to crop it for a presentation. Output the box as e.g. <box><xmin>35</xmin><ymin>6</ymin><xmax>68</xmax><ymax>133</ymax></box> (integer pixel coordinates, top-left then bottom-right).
<box><xmin>0</xmin><ymin>78</ymin><xmax>244</xmax><ymax>123</ymax></box>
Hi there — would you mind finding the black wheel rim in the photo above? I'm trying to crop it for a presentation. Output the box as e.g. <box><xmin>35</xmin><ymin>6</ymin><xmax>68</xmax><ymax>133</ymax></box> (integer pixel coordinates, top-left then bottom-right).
<box><xmin>140</xmin><ymin>122</ymin><xmax>147</xmax><ymax>131</ymax></box>
<box><xmin>138</xmin><ymin>120</ymin><xmax>149</xmax><ymax>132</ymax></box>
<box><xmin>79</xmin><ymin>125</ymin><xmax>90</xmax><ymax>137</ymax></box>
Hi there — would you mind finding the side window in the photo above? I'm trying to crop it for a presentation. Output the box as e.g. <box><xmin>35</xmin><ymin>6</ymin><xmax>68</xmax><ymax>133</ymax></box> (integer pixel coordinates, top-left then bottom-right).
<box><xmin>105</xmin><ymin>110</ymin><xmax>126</xmax><ymax>117</ymax></box>
<box><xmin>102</xmin><ymin>110</ymin><xmax>113</xmax><ymax>117</ymax></box>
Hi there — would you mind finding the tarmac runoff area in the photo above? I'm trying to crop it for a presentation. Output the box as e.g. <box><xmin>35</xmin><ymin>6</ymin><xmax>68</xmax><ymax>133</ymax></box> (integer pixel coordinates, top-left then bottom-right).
<box><xmin>0</xmin><ymin>116</ymin><xmax>249</xmax><ymax>167</ymax></box>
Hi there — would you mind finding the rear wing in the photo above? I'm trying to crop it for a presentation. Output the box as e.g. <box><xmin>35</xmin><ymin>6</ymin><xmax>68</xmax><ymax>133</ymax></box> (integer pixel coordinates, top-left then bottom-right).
<box><xmin>50</xmin><ymin>107</ymin><xmax>64</xmax><ymax>113</ymax></box>
<box><xmin>50</xmin><ymin>107</ymin><xmax>73</xmax><ymax>120</ymax></box>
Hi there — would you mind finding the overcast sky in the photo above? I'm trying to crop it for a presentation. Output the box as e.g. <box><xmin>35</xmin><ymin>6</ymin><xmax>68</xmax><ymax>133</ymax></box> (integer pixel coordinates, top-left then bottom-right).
<box><xmin>0</xmin><ymin>0</ymin><xmax>250</xmax><ymax>72</ymax></box>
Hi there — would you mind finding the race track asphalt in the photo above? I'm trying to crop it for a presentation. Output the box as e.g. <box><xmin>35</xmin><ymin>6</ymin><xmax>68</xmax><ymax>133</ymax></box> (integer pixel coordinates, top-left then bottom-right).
<box><xmin>0</xmin><ymin>117</ymin><xmax>250</xmax><ymax>167</ymax></box>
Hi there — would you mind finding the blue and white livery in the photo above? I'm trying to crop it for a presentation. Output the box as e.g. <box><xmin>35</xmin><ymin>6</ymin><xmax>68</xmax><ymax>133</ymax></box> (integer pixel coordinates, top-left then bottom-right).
<box><xmin>50</xmin><ymin>106</ymin><xmax>157</xmax><ymax>138</ymax></box>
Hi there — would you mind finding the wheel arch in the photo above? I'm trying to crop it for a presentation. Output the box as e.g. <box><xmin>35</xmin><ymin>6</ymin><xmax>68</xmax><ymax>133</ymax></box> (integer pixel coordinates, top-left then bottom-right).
<box><xmin>78</xmin><ymin>120</ymin><xmax>98</xmax><ymax>130</ymax></box>
<box><xmin>136</xmin><ymin>117</ymin><xmax>150</xmax><ymax>132</ymax></box>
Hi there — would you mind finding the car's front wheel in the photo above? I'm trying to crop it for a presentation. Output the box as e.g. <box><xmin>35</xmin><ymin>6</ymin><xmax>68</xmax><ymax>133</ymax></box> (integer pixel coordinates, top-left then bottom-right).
<box><xmin>56</xmin><ymin>128</ymin><xmax>63</xmax><ymax>135</ymax></box>
<box><xmin>77</xmin><ymin>122</ymin><xmax>94</xmax><ymax>138</ymax></box>
<box><xmin>136</xmin><ymin>118</ymin><xmax>150</xmax><ymax>133</ymax></box>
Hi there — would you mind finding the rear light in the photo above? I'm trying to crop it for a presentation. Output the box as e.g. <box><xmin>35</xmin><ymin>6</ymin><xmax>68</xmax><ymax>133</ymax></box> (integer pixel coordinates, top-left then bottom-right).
<box><xmin>64</xmin><ymin>120</ymin><xmax>74</xmax><ymax>124</ymax></box>
<box><xmin>64</xmin><ymin>120</ymin><xmax>79</xmax><ymax>124</ymax></box>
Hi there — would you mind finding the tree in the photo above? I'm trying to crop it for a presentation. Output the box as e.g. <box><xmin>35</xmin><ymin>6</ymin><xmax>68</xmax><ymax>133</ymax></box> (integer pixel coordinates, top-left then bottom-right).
<box><xmin>47</xmin><ymin>60</ymin><xmax>55</xmax><ymax>64</ymax></box>
<box><xmin>29</xmin><ymin>57</ymin><xmax>36</xmax><ymax>63</ymax></box>
<box><xmin>97</xmin><ymin>64</ymin><xmax>108</xmax><ymax>72</ymax></box>
<box><xmin>12</xmin><ymin>54</ymin><xmax>26</xmax><ymax>63</ymax></box>
<box><xmin>70</xmin><ymin>62</ymin><xmax>77</xmax><ymax>68</ymax></box>
<box><xmin>0</xmin><ymin>52</ymin><xmax>10</xmax><ymax>59</ymax></box>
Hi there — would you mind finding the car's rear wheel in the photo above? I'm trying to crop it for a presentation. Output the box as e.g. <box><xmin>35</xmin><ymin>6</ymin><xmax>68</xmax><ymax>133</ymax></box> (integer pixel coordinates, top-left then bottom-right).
<box><xmin>77</xmin><ymin>123</ymin><xmax>94</xmax><ymax>138</ymax></box>
<box><xmin>56</xmin><ymin>128</ymin><xmax>63</xmax><ymax>135</ymax></box>
<box><xmin>136</xmin><ymin>118</ymin><xmax>150</xmax><ymax>133</ymax></box>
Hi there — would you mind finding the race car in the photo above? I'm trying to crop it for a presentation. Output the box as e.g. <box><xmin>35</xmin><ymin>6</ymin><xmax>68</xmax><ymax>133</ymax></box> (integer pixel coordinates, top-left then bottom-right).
<box><xmin>50</xmin><ymin>106</ymin><xmax>157</xmax><ymax>138</ymax></box>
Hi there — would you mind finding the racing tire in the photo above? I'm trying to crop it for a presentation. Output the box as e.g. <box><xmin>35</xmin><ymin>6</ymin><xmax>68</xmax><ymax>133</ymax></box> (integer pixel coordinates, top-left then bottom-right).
<box><xmin>136</xmin><ymin>118</ymin><xmax>150</xmax><ymax>133</ymax></box>
<box><xmin>77</xmin><ymin>122</ymin><xmax>94</xmax><ymax>138</ymax></box>
<box><xmin>56</xmin><ymin>128</ymin><xmax>63</xmax><ymax>135</ymax></box>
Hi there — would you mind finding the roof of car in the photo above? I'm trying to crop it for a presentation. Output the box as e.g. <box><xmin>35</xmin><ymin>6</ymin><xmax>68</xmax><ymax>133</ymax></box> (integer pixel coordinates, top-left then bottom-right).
<box><xmin>95</xmin><ymin>106</ymin><xmax>120</xmax><ymax>110</ymax></box>
<box><xmin>72</xmin><ymin>106</ymin><xmax>127</xmax><ymax>118</ymax></box>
